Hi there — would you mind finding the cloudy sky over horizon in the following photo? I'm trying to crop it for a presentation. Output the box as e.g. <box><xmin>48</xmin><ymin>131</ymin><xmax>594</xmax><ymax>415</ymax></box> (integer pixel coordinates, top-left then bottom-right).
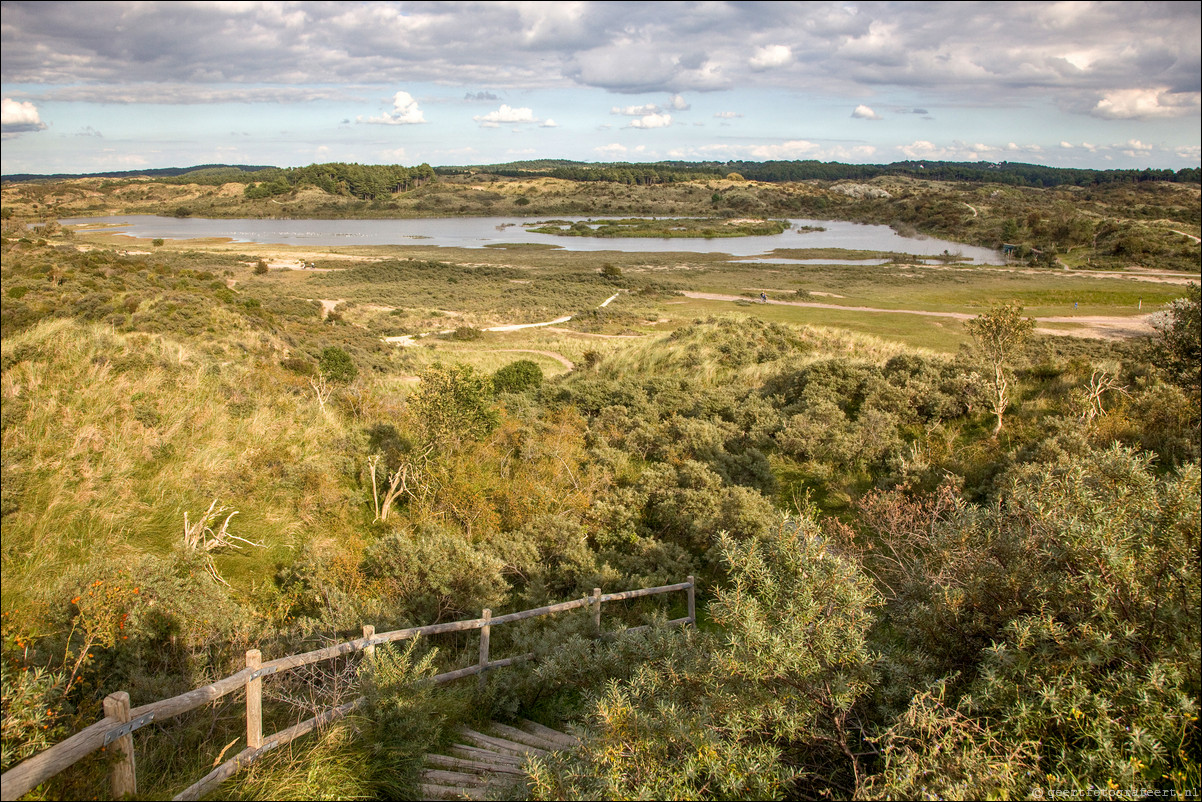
<box><xmin>1</xmin><ymin>1</ymin><xmax>1199</xmax><ymax>174</ymax></box>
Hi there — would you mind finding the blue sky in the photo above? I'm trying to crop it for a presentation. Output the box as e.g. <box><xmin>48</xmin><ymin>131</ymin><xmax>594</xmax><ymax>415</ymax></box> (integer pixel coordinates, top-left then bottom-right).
<box><xmin>2</xmin><ymin>1</ymin><xmax>1199</xmax><ymax>174</ymax></box>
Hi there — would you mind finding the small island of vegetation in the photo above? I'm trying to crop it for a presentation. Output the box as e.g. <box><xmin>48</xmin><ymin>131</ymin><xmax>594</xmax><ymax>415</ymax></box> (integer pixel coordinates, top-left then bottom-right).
<box><xmin>525</xmin><ymin>216</ymin><xmax>791</xmax><ymax>239</ymax></box>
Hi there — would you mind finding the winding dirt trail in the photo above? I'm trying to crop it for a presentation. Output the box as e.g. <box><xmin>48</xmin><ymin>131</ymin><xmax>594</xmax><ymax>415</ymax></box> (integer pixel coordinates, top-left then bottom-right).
<box><xmin>496</xmin><ymin>349</ymin><xmax>575</xmax><ymax>370</ymax></box>
<box><xmin>382</xmin><ymin>291</ymin><xmax>627</xmax><ymax>371</ymax></box>
<box><xmin>680</xmin><ymin>291</ymin><xmax>1156</xmax><ymax>339</ymax></box>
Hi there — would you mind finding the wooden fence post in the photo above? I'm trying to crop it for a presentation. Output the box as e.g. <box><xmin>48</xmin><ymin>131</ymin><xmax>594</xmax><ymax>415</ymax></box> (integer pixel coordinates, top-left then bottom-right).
<box><xmin>103</xmin><ymin>691</ymin><xmax>136</xmax><ymax>799</ymax></box>
<box><xmin>477</xmin><ymin>610</ymin><xmax>491</xmax><ymax>691</ymax></box>
<box><xmin>592</xmin><ymin>587</ymin><xmax>602</xmax><ymax>634</ymax></box>
<box><xmin>246</xmin><ymin>649</ymin><xmax>263</xmax><ymax>750</ymax></box>
<box><xmin>687</xmin><ymin>575</ymin><xmax>696</xmax><ymax>627</ymax></box>
<box><xmin>362</xmin><ymin>625</ymin><xmax>375</xmax><ymax>660</ymax></box>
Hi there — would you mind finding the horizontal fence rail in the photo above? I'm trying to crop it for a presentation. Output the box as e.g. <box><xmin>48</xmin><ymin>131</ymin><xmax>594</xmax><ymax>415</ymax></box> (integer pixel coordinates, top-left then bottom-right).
<box><xmin>1</xmin><ymin>576</ymin><xmax>695</xmax><ymax>801</ymax></box>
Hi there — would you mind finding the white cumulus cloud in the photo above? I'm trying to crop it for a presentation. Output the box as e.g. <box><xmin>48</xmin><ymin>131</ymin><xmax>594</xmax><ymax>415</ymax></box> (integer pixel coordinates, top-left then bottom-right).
<box><xmin>629</xmin><ymin>112</ymin><xmax>672</xmax><ymax>129</ymax></box>
<box><xmin>1</xmin><ymin>98</ymin><xmax>48</xmax><ymax>135</ymax></box>
<box><xmin>358</xmin><ymin>91</ymin><xmax>426</xmax><ymax>125</ymax></box>
<box><xmin>1091</xmin><ymin>87</ymin><xmax>1201</xmax><ymax>120</ymax></box>
<box><xmin>749</xmin><ymin>44</ymin><xmax>792</xmax><ymax>70</ymax></box>
<box><xmin>714</xmin><ymin>111</ymin><xmax>742</xmax><ymax>119</ymax></box>
<box><xmin>612</xmin><ymin>103</ymin><xmax>661</xmax><ymax>116</ymax></box>
<box><xmin>851</xmin><ymin>104</ymin><xmax>881</xmax><ymax>120</ymax></box>
<box><xmin>668</xmin><ymin>94</ymin><xmax>690</xmax><ymax>110</ymax></box>
<box><xmin>474</xmin><ymin>104</ymin><xmax>540</xmax><ymax>125</ymax></box>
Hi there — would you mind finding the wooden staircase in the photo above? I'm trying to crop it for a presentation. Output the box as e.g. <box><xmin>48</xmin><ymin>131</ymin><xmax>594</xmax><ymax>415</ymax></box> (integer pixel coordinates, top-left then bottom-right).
<box><xmin>419</xmin><ymin>719</ymin><xmax>577</xmax><ymax>800</ymax></box>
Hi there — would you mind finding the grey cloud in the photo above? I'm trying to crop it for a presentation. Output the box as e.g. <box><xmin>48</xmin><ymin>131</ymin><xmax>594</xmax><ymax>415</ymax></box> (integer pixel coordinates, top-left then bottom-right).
<box><xmin>465</xmin><ymin>91</ymin><xmax>501</xmax><ymax>101</ymax></box>
<box><xmin>41</xmin><ymin>85</ymin><xmax>360</xmax><ymax>105</ymax></box>
<box><xmin>1</xmin><ymin>121</ymin><xmax>47</xmax><ymax>135</ymax></box>
<box><xmin>1</xmin><ymin>1</ymin><xmax>1196</xmax><ymax>115</ymax></box>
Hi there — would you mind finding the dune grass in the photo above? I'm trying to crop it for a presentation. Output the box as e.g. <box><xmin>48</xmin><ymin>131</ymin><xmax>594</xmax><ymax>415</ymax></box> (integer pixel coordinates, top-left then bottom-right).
<box><xmin>0</xmin><ymin>318</ymin><xmax>363</xmax><ymax>612</ymax></box>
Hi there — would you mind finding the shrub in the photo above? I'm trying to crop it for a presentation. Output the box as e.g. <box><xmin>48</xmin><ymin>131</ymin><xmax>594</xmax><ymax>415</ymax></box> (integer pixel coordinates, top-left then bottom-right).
<box><xmin>1151</xmin><ymin>282</ymin><xmax>1200</xmax><ymax>391</ymax></box>
<box><xmin>492</xmin><ymin>359</ymin><xmax>543</xmax><ymax>394</ymax></box>
<box><xmin>318</xmin><ymin>346</ymin><xmax>358</xmax><ymax>384</ymax></box>
<box><xmin>408</xmin><ymin>363</ymin><xmax>498</xmax><ymax>448</ymax></box>
<box><xmin>862</xmin><ymin>445</ymin><xmax>1201</xmax><ymax>798</ymax></box>
<box><xmin>361</xmin><ymin>524</ymin><xmax>510</xmax><ymax>622</ymax></box>
<box><xmin>528</xmin><ymin>515</ymin><xmax>880</xmax><ymax>800</ymax></box>
<box><xmin>280</xmin><ymin>356</ymin><xmax>316</xmax><ymax>376</ymax></box>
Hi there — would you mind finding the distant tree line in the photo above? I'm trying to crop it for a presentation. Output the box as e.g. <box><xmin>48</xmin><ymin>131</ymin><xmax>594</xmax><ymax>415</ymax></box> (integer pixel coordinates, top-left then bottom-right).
<box><xmin>437</xmin><ymin>159</ymin><xmax>1199</xmax><ymax>188</ymax></box>
<box><xmin>1</xmin><ymin>164</ymin><xmax>275</xmax><ymax>184</ymax></box>
<box><xmin>437</xmin><ymin>161</ymin><xmax>725</xmax><ymax>185</ymax></box>
<box><xmin>5</xmin><ymin>158</ymin><xmax>1196</xmax><ymax>191</ymax></box>
<box><xmin>717</xmin><ymin>159</ymin><xmax>1200</xmax><ymax>187</ymax></box>
<box><xmin>241</xmin><ymin>162</ymin><xmax>438</xmax><ymax>200</ymax></box>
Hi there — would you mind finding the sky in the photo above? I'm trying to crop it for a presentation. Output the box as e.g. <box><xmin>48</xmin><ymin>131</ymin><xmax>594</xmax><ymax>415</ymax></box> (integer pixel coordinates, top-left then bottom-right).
<box><xmin>1</xmin><ymin>1</ymin><xmax>1199</xmax><ymax>175</ymax></box>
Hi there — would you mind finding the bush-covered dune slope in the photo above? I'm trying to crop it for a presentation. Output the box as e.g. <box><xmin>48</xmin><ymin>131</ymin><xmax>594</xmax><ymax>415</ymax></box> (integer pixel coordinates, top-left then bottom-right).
<box><xmin>1</xmin><ymin>181</ymin><xmax>1199</xmax><ymax>800</ymax></box>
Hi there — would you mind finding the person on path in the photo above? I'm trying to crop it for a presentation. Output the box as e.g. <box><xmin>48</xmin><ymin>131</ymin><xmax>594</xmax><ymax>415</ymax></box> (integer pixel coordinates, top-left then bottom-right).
<box><xmin>761</xmin><ymin>292</ymin><xmax>767</xmax><ymax>303</ymax></box>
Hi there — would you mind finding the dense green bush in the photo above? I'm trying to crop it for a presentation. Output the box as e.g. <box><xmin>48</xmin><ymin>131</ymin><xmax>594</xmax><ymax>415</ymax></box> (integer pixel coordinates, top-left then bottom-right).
<box><xmin>492</xmin><ymin>359</ymin><xmax>543</xmax><ymax>394</ymax></box>
<box><xmin>861</xmin><ymin>445</ymin><xmax>1201</xmax><ymax>798</ymax></box>
<box><xmin>407</xmin><ymin>363</ymin><xmax>499</xmax><ymax>448</ymax></box>
<box><xmin>318</xmin><ymin>345</ymin><xmax>358</xmax><ymax>384</ymax></box>
<box><xmin>528</xmin><ymin>514</ymin><xmax>880</xmax><ymax>800</ymax></box>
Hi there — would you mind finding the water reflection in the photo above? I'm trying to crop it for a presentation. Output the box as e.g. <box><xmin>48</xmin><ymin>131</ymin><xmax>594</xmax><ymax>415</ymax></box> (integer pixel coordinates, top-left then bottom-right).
<box><xmin>60</xmin><ymin>215</ymin><xmax>1003</xmax><ymax>263</ymax></box>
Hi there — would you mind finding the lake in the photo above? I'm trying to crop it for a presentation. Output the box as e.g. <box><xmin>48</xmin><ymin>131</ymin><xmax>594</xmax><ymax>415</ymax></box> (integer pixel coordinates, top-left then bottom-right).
<box><xmin>60</xmin><ymin>215</ymin><xmax>1004</xmax><ymax>263</ymax></box>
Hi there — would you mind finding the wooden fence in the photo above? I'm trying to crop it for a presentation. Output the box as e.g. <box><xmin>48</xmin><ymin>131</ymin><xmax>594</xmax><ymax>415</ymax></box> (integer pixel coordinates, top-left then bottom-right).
<box><xmin>1</xmin><ymin>577</ymin><xmax>695</xmax><ymax>801</ymax></box>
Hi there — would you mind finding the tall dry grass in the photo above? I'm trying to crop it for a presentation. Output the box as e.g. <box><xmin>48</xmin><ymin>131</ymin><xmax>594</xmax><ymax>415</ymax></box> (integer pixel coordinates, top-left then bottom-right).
<box><xmin>1</xmin><ymin>318</ymin><xmax>366</xmax><ymax>611</ymax></box>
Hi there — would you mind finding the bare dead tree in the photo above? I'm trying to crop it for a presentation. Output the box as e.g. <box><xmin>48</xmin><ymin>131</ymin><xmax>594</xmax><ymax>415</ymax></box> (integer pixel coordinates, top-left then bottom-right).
<box><xmin>308</xmin><ymin>373</ymin><xmax>334</xmax><ymax>414</ymax></box>
<box><xmin>1079</xmin><ymin>366</ymin><xmax>1129</xmax><ymax>424</ymax></box>
<box><xmin>368</xmin><ymin>446</ymin><xmax>433</xmax><ymax>523</ymax></box>
<box><xmin>181</xmin><ymin>500</ymin><xmax>263</xmax><ymax>585</ymax></box>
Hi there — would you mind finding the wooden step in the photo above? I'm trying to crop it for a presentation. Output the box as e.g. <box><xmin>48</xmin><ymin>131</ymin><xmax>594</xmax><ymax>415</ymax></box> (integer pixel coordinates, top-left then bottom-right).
<box><xmin>519</xmin><ymin>719</ymin><xmax>579</xmax><ymax>750</ymax></box>
<box><xmin>447</xmin><ymin>744</ymin><xmax>525</xmax><ymax>767</ymax></box>
<box><xmin>487</xmin><ymin>722</ymin><xmax>562</xmax><ymax>752</ymax></box>
<box><xmin>421</xmin><ymin>768</ymin><xmax>492</xmax><ymax>787</ymax></box>
<box><xmin>418</xmin><ymin>782</ymin><xmax>487</xmax><ymax>800</ymax></box>
<box><xmin>458</xmin><ymin>728</ymin><xmax>549</xmax><ymax>759</ymax></box>
<box><xmin>424</xmin><ymin>753</ymin><xmax>526</xmax><ymax>776</ymax></box>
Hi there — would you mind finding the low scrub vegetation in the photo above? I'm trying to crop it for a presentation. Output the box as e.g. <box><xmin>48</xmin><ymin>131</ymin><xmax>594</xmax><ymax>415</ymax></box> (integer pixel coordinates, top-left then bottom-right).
<box><xmin>1</xmin><ymin>178</ymin><xmax>1198</xmax><ymax>800</ymax></box>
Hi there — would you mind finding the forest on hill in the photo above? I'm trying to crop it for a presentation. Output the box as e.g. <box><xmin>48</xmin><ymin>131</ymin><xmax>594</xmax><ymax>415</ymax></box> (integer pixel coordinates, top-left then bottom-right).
<box><xmin>0</xmin><ymin>166</ymin><xmax>1199</xmax><ymax>800</ymax></box>
<box><xmin>440</xmin><ymin>158</ymin><xmax>1201</xmax><ymax>188</ymax></box>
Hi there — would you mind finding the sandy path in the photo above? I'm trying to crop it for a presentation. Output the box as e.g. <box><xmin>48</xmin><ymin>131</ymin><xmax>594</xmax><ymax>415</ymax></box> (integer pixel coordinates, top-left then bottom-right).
<box><xmin>1169</xmin><ymin>229</ymin><xmax>1201</xmax><ymax>244</ymax></box>
<box><xmin>315</xmin><ymin>299</ymin><xmax>343</xmax><ymax>319</ymax></box>
<box><xmin>383</xmin><ymin>292</ymin><xmax>625</xmax><ymax>351</ymax></box>
<box><xmin>547</xmin><ymin>326</ymin><xmax>646</xmax><ymax>339</ymax></box>
<box><xmin>496</xmin><ymin>349</ymin><xmax>575</xmax><ymax>370</ymax></box>
<box><xmin>681</xmin><ymin>291</ymin><xmax>1156</xmax><ymax>339</ymax></box>
<box><xmin>485</xmin><ymin>316</ymin><xmax>573</xmax><ymax>333</ymax></box>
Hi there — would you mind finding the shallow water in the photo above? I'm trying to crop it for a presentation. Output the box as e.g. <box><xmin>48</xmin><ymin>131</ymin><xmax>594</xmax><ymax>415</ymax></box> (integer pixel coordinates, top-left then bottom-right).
<box><xmin>60</xmin><ymin>215</ymin><xmax>1004</xmax><ymax>263</ymax></box>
